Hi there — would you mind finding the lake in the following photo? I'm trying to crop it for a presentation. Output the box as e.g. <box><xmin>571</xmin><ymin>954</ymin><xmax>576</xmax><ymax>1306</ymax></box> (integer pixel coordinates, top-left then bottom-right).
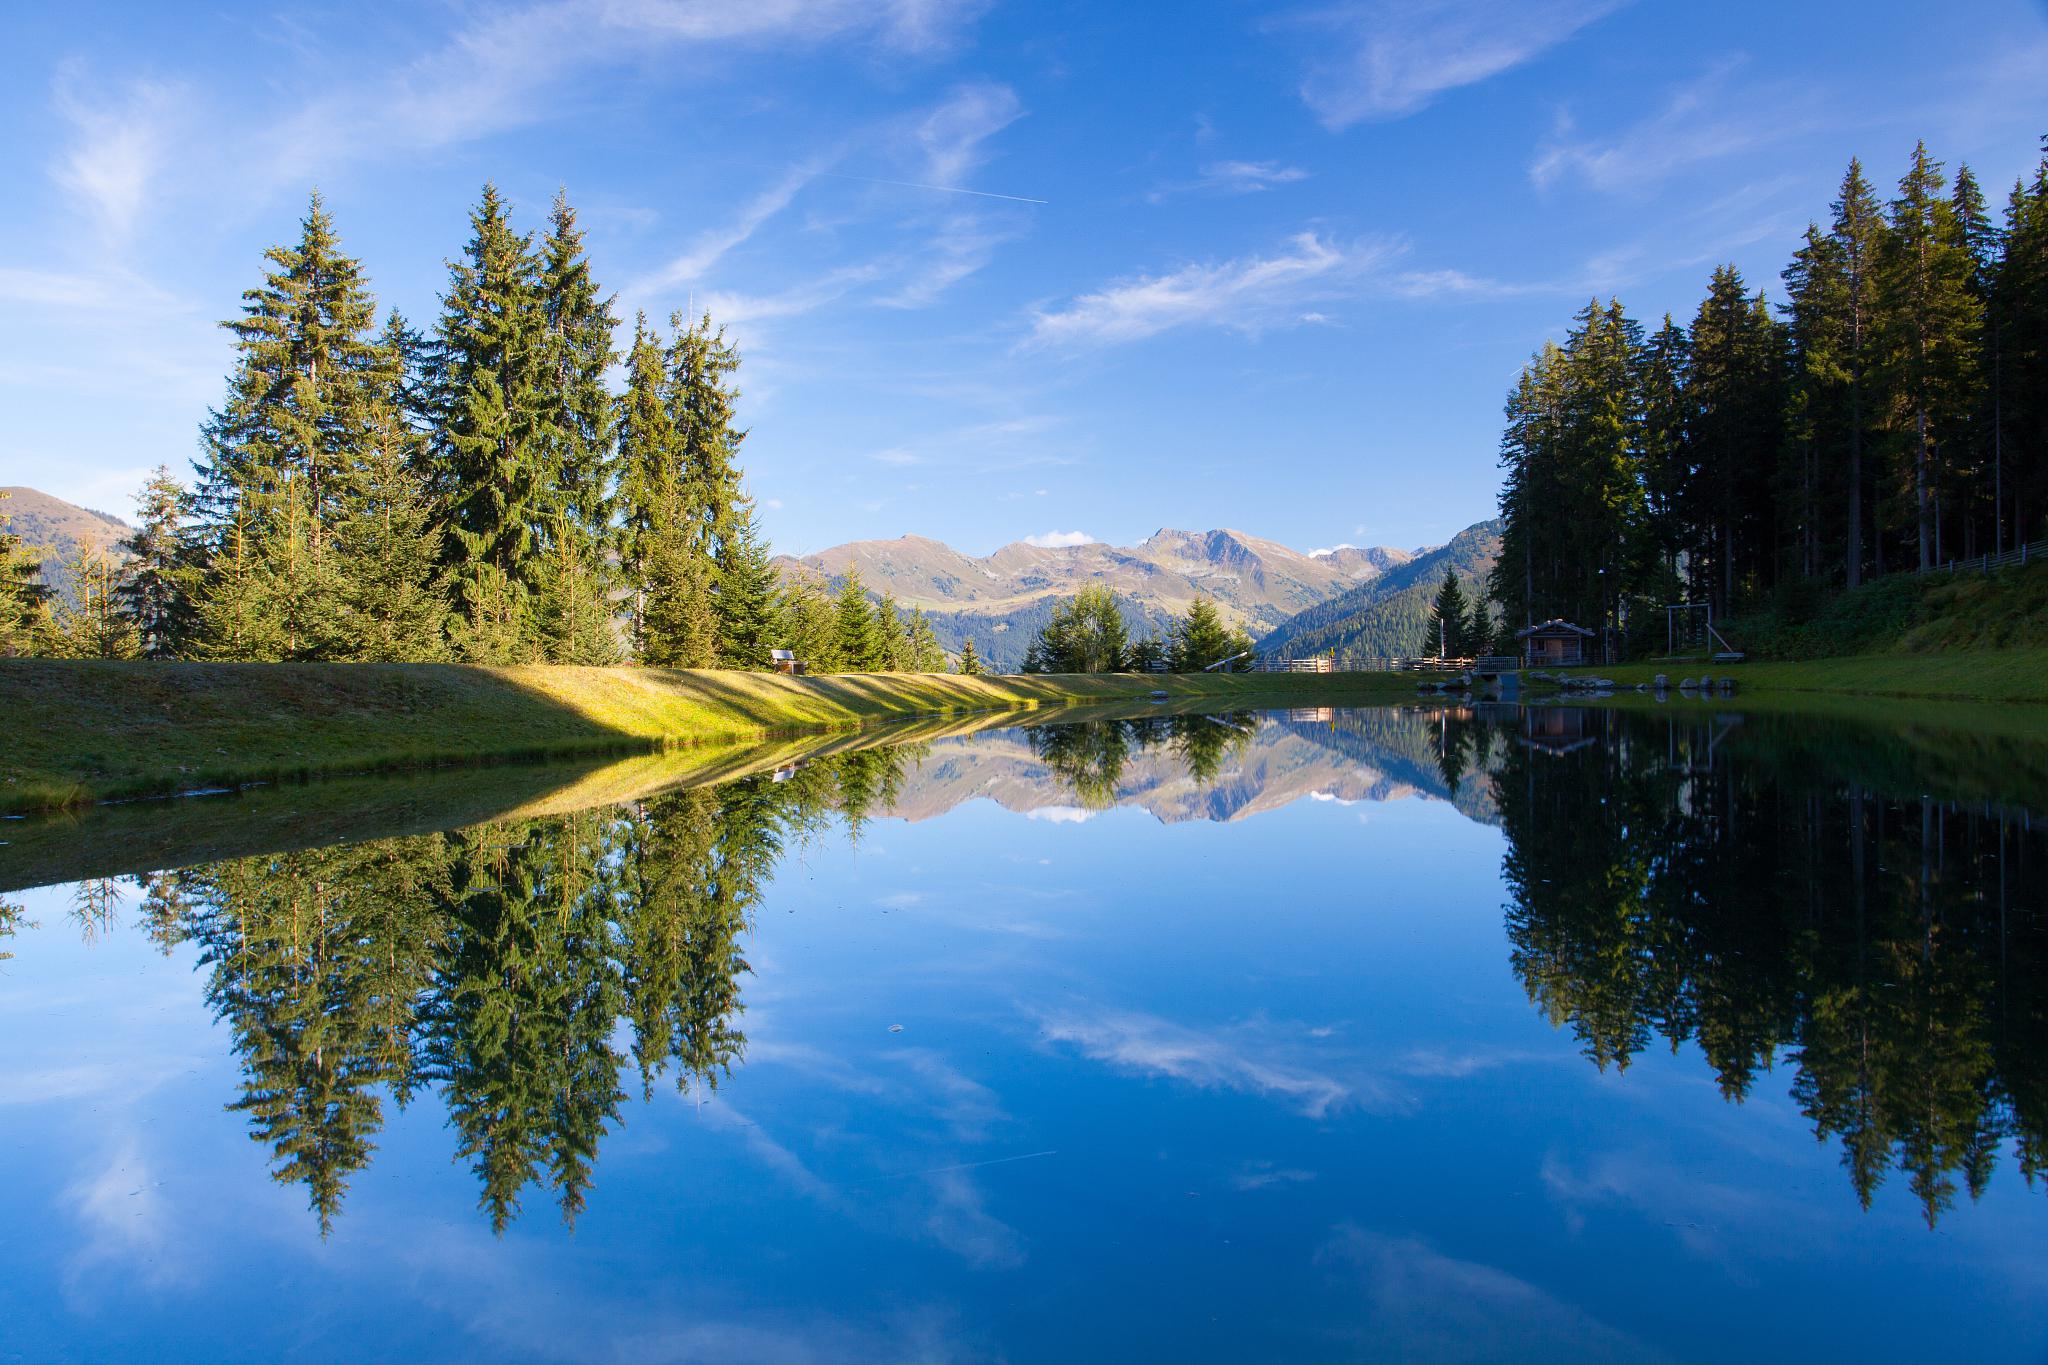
<box><xmin>2</xmin><ymin>700</ymin><xmax>2045</xmax><ymax>1362</ymax></box>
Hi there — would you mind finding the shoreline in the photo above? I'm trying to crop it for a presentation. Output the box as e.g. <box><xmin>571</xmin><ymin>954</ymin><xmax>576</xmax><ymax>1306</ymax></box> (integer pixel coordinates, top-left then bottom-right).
<box><xmin>0</xmin><ymin>660</ymin><xmax>1417</xmax><ymax>814</ymax></box>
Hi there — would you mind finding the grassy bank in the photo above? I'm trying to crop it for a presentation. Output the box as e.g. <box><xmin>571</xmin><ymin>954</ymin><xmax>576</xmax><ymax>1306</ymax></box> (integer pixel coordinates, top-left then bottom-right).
<box><xmin>0</xmin><ymin>659</ymin><xmax>1414</xmax><ymax>813</ymax></box>
<box><xmin>1556</xmin><ymin>647</ymin><xmax>2048</xmax><ymax>704</ymax></box>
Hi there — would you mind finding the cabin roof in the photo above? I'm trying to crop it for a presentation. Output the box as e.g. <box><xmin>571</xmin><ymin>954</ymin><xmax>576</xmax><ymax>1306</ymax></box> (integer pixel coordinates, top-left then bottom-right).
<box><xmin>1515</xmin><ymin>619</ymin><xmax>1595</xmax><ymax>639</ymax></box>
<box><xmin>769</xmin><ymin>648</ymin><xmax>797</xmax><ymax>660</ymax></box>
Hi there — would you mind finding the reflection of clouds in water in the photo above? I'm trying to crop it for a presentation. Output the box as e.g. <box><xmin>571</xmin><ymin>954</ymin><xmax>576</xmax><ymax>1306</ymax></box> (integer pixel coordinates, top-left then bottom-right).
<box><xmin>1024</xmin><ymin>806</ymin><xmax>1095</xmax><ymax>824</ymax></box>
<box><xmin>1230</xmin><ymin>1161</ymin><xmax>1317</xmax><ymax>1191</ymax></box>
<box><xmin>1314</xmin><ymin>1225</ymin><xmax>1670</xmax><ymax>1364</ymax></box>
<box><xmin>1035</xmin><ymin>1005</ymin><xmax>1388</xmax><ymax>1119</ymax></box>
<box><xmin>376</xmin><ymin>1216</ymin><xmax>980</xmax><ymax>1364</ymax></box>
<box><xmin>695</xmin><ymin>1034</ymin><xmax>1031</xmax><ymax>1270</ymax></box>
<box><xmin>65</xmin><ymin>1137</ymin><xmax>192</xmax><ymax>1299</ymax></box>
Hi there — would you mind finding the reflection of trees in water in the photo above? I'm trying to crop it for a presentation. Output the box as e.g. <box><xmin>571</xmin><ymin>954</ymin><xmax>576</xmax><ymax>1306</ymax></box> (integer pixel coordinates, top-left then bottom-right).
<box><xmin>1024</xmin><ymin>712</ymin><xmax>1258</xmax><ymax>807</ymax></box>
<box><xmin>133</xmin><ymin>745</ymin><xmax>911</xmax><ymax>1235</ymax></box>
<box><xmin>1492</xmin><ymin>707</ymin><xmax>2048</xmax><ymax>1226</ymax></box>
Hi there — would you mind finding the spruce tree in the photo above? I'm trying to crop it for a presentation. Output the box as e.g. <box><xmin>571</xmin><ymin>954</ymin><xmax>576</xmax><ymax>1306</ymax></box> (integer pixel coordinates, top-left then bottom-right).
<box><xmin>904</xmin><ymin>607</ymin><xmax>945</xmax><ymax>672</ymax></box>
<box><xmin>833</xmin><ymin>571</ymin><xmax>884</xmax><ymax>672</ymax></box>
<box><xmin>332</xmin><ymin>415</ymin><xmax>449</xmax><ymax>662</ymax></box>
<box><xmin>1686</xmin><ymin>268</ymin><xmax>1786</xmax><ymax>606</ymax></box>
<box><xmin>191</xmin><ymin>192</ymin><xmax>382</xmax><ymax>659</ymax></box>
<box><xmin>713</xmin><ymin>499</ymin><xmax>782</xmax><ymax>669</ymax></box>
<box><xmin>118</xmin><ymin>466</ymin><xmax>194</xmax><ymax>658</ymax></box>
<box><xmin>1169</xmin><ymin>595</ymin><xmax>1234</xmax><ymax>671</ymax></box>
<box><xmin>1875</xmin><ymin>142</ymin><xmax>1980</xmax><ymax>570</ymax></box>
<box><xmin>54</xmin><ymin>547</ymin><xmax>139</xmax><ymax>659</ymax></box>
<box><xmin>956</xmin><ymin>636</ymin><xmax>984</xmax><ymax>675</ymax></box>
<box><xmin>431</xmin><ymin>184</ymin><xmax>546</xmax><ymax>661</ymax></box>
<box><xmin>1828</xmin><ymin>160</ymin><xmax>1887</xmax><ymax>585</ymax></box>
<box><xmin>873</xmin><ymin>591</ymin><xmax>907</xmax><ymax>671</ymax></box>
<box><xmin>531</xmin><ymin>190</ymin><xmax>620</xmax><ymax>663</ymax></box>
<box><xmin>1429</xmin><ymin>571</ymin><xmax>1471</xmax><ymax>658</ymax></box>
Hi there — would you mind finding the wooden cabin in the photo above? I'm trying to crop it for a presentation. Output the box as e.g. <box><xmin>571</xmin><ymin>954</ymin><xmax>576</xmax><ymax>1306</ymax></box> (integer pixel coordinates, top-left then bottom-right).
<box><xmin>770</xmin><ymin>648</ymin><xmax>806</xmax><ymax>675</ymax></box>
<box><xmin>1515</xmin><ymin>619</ymin><xmax>1595</xmax><ymax>668</ymax></box>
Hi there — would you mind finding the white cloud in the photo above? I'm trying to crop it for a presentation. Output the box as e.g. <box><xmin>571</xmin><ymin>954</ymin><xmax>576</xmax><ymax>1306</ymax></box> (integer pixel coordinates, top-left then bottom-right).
<box><xmin>1287</xmin><ymin>0</ymin><xmax>1631</xmax><ymax>128</ymax></box>
<box><xmin>1306</xmin><ymin>542</ymin><xmax>1355</xmax><ymax>557</ymax></box>
<box><xmin>914</xmin><ymin>81</ymin><xmax>1025</xmax><ymax>188</ymax></box>
<box><xmin>1024</xmin><ymin>803</ymin><xmax>1096</xmax><ymax>821</ymax></box>
<box><xmin>627</xmin><ymin>168</ymin><xmax>815</xmax><ymax>303</ymax></box>
<box><xmin>1149</xmin><ymin>159</ymin><xmax>1311</xmax><ymax>201</ymax></box>
<box><xmin>50</xmin><ymin>70</ymin><xmax>185</xmax><ymax>243</ymax></box>
<box><xmin>263</xmin><ymin>0</ymin><xmax>989</xmax><ymax>183</ymax></box>
<box><xmin>1530</xmin><ymin>58</ymin><xmax>1805</xmax><ymax>194</ymax></box>
<box><xmin>1028</xmin><ymin>232</ymin><xmax>1399</xmax><ymax>349</ymax></box>
<box><xmin>1022</xmin><ymin>530</ymin><xmax>1095</xmax><ymax>548</ymax></box>
<box><xmin>871</xmin><ymin>447</ymin><xmax>920</xmax><ymax>466</ymax></box>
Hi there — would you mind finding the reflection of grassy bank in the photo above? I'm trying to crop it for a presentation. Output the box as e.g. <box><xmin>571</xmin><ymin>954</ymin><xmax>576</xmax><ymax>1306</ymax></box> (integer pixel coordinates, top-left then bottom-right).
<box><xmin>0</xmin><ymin>659</ymin><xmax>1416</xmax><ymax>812</ymax></box>
<box><xmin>1558</xmin><ymin>648</ymin><xmax>2048</xmax><ymax>705</ymax></box>
<box><xmin>0</xmin><ymin>710</ymin><xmax>1018</xmax><ymax>892</ymax></box>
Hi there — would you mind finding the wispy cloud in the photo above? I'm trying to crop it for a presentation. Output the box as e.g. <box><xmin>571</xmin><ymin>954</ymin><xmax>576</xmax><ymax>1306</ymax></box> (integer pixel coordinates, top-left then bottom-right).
<box><xmin>1285</xmin><ymin>0</ymin><xmax>1631</xmax><ymax>128</ymax></box>
<box><xmin>264</xmin><ymin>0</ymin><xmax>988</xmax><ymax>183</ymax></box>
<box><xmin>1022</xmin><ymin>530</ymin><xmax>1095</xmax><ymax>548</ymax></box>
<box><xmin>1530</xmin><ymin>58</ymin><xmax>1810</xmax><ymax>194</ymax></box>
<box><xmin>50</xmin><ymin>68</ymin><xmax>186</xmax><ymax>243</ymax></box>
<box><xmin>914</xmin><ymin>80</ymin><xmax>1026</xmax><ymax>188</ymax></box>
<box><xmin>1149</xmin><ymin>159</ymin><xmax>1310</xmax><ymax>202</ymax></box>
<box><xmin>871</xmin><ymin>447</ymin><xmax>920</xmax><ymax>466</ymax></box>
<box><xmin>627</xmin><ymin>167</ymin><xmax>816</xmax><ymax>303</ymax></box>
<box><xmin>1027</xmin><ymin>232</ymin><xmax>1399</xmax><ymax>348</ymax></box>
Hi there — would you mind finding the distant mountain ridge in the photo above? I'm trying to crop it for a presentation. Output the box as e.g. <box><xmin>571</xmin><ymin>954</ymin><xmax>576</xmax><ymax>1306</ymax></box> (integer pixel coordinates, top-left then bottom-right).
<box><xmin>1256</xmin><ymin>519</ymin><xmax>1503</xmax><ymax>663</ymax></box>
<box><xmin>777</xmin><ymin>528</ymin><xmax>1416</xmax><ymax>668</ymax></box>
<box><xmin>1</xmin><ymin>486</ymin><xmax>131</xmax><ymax>601</ymax></box>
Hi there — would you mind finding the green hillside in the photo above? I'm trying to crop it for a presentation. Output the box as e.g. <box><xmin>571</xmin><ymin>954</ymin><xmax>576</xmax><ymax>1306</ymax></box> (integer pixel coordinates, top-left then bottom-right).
<box><xmin>1256</xmin><ymin>519</ymin><xmax>1502</xmax><ymax>663</ymax></box>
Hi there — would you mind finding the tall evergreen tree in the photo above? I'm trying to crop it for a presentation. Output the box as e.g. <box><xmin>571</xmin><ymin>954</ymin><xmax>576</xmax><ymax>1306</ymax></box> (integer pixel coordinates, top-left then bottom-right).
<box><xmin>1428</xmin><ymin>571</ymin><xmax>1472</xmax><ymax>658</ymax></box>
<box><xmin>191</xmin><ymin>192</ymin><xmax>383</xmax><ymax>659</ymax></box>
<box><xmin>903</xmin><ymin>607</ymin><xmax>946</xmax><ymax>672</ymax></box>
<box><xmin>955</xmin><ymin>636</ymin><xmax>984</xmax><ymax>675</ymax></box>
<box><xmin>713</xmin><ymin>499</ymin><xmax>782</xmax><ymax>669</ymax></box>
<box><xmin>531</xmin><ymin>190</ymin><xmax>620</xmax><ymax>663</ymax></box>
<box><xmin>1875</xmin><ymin>142</ymin><xmax>1980</xmax><ymax>570</ymax></box>
<box><xmin>832</xmin><ymin>571</ymin><xmax>885</xmax><ymax>672</ymax></box>
<box><xmin>431</xmin><ymin>184</ymin><xmax>546</xmax><ymax>661</ymax></box>
<box><xmin>0</xmin><ymin>492</ymin><xmax>50</xmax><ymax>656</ymax></box>
<box><xmin>1685</xmin><ymin>267</ymin><xmax>1786</xmax><ymax>606</ymax></box>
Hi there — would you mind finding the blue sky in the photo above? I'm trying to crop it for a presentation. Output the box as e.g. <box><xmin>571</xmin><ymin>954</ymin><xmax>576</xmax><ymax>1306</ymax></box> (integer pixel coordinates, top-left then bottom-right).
<box><xmin>3</xmin><ymin>0</ymin><xmax>2046</xmax><ymax>557</ymax></box>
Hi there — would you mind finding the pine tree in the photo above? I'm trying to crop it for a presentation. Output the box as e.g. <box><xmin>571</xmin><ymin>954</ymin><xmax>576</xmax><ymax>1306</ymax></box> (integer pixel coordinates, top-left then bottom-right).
<box><xmin>1429</xmin><ymin>571</ymin><xmax>1471</xmax><ymax>659</ymax></box>
<box><xmin>832</xmin><ymin>570</ymin><xmax>884</xmax><ymax>672</ymax></box>
<box><xmin>617</xmin><ymin>314</ymin><xmax>678</xmax><ymax>651</ymax></box>
<box><xmin>531</xmin><ymin>190</ymin><xmax>620</xmax><ymax>663</ymax></box>
<box><xmin>1686</xmin><ymin>268</ymin><xmax>1786</xmax><ymax>606</ymax></box>
<box><xmin>1829</xmin><ymin>160</ymin><xmax>1888</xmax><ymax>586</ymax></box>
<box><xmin>713</xmin><ymin>499</ymin><xmax>781</xmax><ymax>669</ymax></box>
<box><xmin>873</xmin><ymin>591</ymin><xmax>907</xmax><ymax>670</ymax></box>
<box><xmin>1169</xmin><ymin>595</ymin><xmax>1235</xmax><ymax>672</ymax></box>
<box><xmin>431</xmin><ymin>184</ymin><xmax>546</xmax><ymax>660</ymax></box>
<box><xmin>1999</xmin><ymin>145</ymin><xmax>2048</xmax><ymax>545</ymax></box>
<box><xmin>666</xmin><ymin>312</ymin><xmax>745</xmax><ymax>571</ymax></box>
<box><xmin>639</xmin><ymin>531</ymin><xmax>716</xmax><ymax>668</ymax></box>
<box><xmin>332</xmin><ymin>415</ymin><xmax>449</xmax><ymax>662</ymax></box>
<box><xmin>955</xmin><ymin>636</ymin><xmax>984</xmax><ymax>675</ymax></box>
<box><xmin>1875</xmin><ymin>142</ymin><xmax>1980</xmax><ymax>570</ymax></box>
<box><xmin>118</xmin><ymin>466</ymin><xmax>194</xmax><ymax>658</ymax></box>
<box><xmin>191</xmin><ymin>192</ymin><xmax>383</xmax><ymax>659</ymax></box>
<box><xmin>55</xmin><ymin>546</ymin><xmax>139</xmax><ymax>658</ymax></box>
<box><xmin>904</xmin><ymin>607</ymin><xmax>945</xmax><ymax>672</ymax></box>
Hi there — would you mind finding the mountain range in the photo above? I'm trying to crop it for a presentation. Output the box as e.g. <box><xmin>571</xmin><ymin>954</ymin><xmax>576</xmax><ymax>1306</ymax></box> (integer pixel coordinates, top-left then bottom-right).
<box><xmin>0</xmin><ymin>486</ymin><xmax>132</xmax><ymax>601</ymax></box>
<box><xmin>776</xmin><ymin>528</ymin><xmax>1421</xmax><ymax>668</ymax></box>
<box><xmin>0</xmin><ymin>485</ymin><xmax>1500</xmax><ymax>664</ymax></box>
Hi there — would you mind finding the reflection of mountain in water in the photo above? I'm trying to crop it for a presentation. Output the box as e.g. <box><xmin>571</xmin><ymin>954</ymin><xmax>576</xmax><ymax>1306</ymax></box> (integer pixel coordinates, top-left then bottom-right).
<box><xmin>883</xmin><ymin>707</ymin><xmax>1502</xmax><ymax>826</ymax></box>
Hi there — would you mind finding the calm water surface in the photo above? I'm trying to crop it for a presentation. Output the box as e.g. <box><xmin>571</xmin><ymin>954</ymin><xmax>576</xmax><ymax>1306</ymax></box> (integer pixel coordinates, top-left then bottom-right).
<box><xmin>2</xmin><ymin>702</ymin><xmax>2045</xmax><ymax>1363</ymax></box>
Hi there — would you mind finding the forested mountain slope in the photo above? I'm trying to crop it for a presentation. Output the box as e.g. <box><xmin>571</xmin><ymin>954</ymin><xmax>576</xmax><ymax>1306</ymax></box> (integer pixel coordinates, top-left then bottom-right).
<box><xmin>1256</xmin><ymin>520</ymin><xmax>1502</xmax><ymax>663</ymax></box>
